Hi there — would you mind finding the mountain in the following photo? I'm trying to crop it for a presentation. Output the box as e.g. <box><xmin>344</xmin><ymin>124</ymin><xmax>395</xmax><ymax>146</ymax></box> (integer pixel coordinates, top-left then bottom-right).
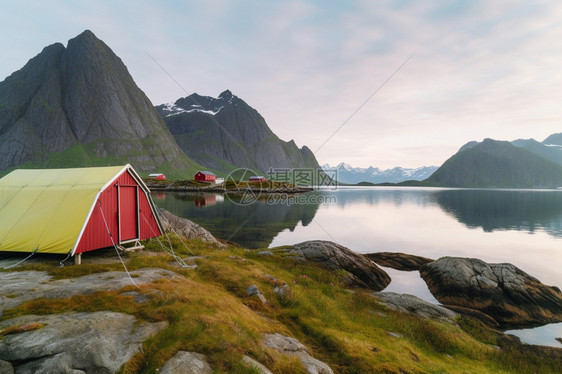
<box><xmin>511</xmin><ymin>134</ymin><xmax>562</xmax><ymax>166</ymax></box>
<box><xmin>323</xmin><ymin>162</ymin><xmax>438</xmax><ymax>184</ymax></box>
<box><xmin>0</xmin><ymin>30</ymin><xmax>199</xmax><ymax>178</ymax></box>
<box><xmin>155</xmin><ymin>91</ymin><xmax>322</xmax><ymax>176</ymax></box>
<box><xmin>543</xmin><ymin>132</ymin><xmax>562</xmax><ymax>145</ymax></box>
<box><xmin>426</xmin><ymin>138</ymin><xmax>562</xmax><ymax>188</ymax></box>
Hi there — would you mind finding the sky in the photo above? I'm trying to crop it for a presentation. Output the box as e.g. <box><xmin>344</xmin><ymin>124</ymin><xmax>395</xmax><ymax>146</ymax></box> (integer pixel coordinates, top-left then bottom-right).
<box><xmin>1</xmin><ymin>0</ymin><xmax>562</xmax><ymax>169</ymax></box>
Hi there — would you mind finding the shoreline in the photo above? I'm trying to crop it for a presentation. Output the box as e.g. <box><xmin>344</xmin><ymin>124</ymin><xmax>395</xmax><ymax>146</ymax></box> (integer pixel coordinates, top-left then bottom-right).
<box><xmin>145</xmin><ymin>181</ymin><xmax>313</xmax><ymax>194</ymax></box>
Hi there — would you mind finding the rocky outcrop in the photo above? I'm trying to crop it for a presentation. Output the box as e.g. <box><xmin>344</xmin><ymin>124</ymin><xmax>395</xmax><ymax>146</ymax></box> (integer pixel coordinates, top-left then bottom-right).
<box><xmin>159</xmin><ymin>209</ymin><xmax>224</xmax><ymax>247</ymax></box>
<box><xmin>262</xmin><ymin>333</ymin><xmax>333</xmax><ymax>374</ymax></box>
<box><xmin>0</xmin><ymin>311</ymin><xmax>167</xmax><ymax>373</ymax></box>
<box><xmin>0</xmin><ymin>268</ymin><xmax>177</xmax><ymax>317</ymax></box>
<box><xmin>420</xmin><ymin>257</ymin><xmax>562</xmax><ymax>328</ymax></box>
<box><xmin>160</xmin><ymin>351</ymin><xmax>213</xmax><ymax>374</ymax></box>
<box><xmin>372</xmin><ymin>292</ymin><xmax>458</xmax><ymax>322</ymax></box>
<box><xmin>365</xmin><ymin>252</ymin><xmax>434</xmax><ymax>271</ymax></box>
<box><xmin>280</xmin><ymin>241</ymin><xmax>390</xmax><ymax>291</ymax></box>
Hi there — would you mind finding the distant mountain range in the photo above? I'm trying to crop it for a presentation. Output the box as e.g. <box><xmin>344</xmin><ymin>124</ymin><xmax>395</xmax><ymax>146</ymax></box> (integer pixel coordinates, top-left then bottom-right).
<box><xmin>427</xmin><ymin>136</ymin><xmax>562</xmax><ymax>188</ymax></box>
<box><xmin>334</xmin><ymin>133</ymin><xmax>562</xmax><ymax>188</ymax></box>
<box><xmin>0</xmin><ymin>30</ymin><xmax>199</xmax><ymax>178</ymax></box>
<box><xmin>322</xmin><ymin>163</ymin><xmax>438</xmax><ymax>184</ymax></box>
<box><xmin>155</xmin><ymin>91</ymin><xmax>321</xmax><ymax>175</ymax></box>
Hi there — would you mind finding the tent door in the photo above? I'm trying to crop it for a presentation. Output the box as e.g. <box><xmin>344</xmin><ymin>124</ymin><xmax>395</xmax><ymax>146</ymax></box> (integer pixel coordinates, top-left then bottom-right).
<box><xmin>118</xmin><ymin>185</ymin><xmax>139</xmax><ymax>242</ymax></box>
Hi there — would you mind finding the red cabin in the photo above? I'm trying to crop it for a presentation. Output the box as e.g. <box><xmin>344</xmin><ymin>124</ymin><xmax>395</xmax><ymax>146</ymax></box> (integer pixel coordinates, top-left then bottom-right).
<box><xmin>194</xmin><ymin>171</ymin><xmax>217</xmax><ymax>182</ymax></box>
<box><xmin>249</xmin><ymin>176</ymin><xmax>266</xmax><ymax>183</ymax></box>
<box><xmin>149</xmin><ymin>173</ymin><xmax>166</xmax><ymax>181</ymax></box>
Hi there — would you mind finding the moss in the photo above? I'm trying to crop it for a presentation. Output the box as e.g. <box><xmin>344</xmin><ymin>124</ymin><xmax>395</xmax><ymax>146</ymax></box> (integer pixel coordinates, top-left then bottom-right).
<box><xmin>0</xmin><ymin>322</ymin><xmax>45</xmax><ymax>336</ymax></box>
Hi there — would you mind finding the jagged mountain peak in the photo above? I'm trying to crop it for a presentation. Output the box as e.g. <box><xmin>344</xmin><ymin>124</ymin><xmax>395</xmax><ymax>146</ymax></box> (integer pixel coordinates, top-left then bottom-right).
<box><xmin>74</xmin><ymin>29</ymin><xmax>96</xmax><ymax>39</ymax></box>
<box><xmin>0</xmin><ymin>30</ymin><xmax>195</xmax><ymax>175</ymax></box>
<box><xmin>219</xmin><ymin>89</ymin><xmax>233</xmax><ymax>100</ymax></box>
<box><xmin>156</xmin><ymin>91</ymin><xmax>322</xmax><ymax>175</ymax></box>
<box><xmin>65</xmin><ymin>30</ymin><xmax>117</xmax><ymax>64</ymax></box>
<box><xmin>67</xmin><ymin>29</ymin><xmax>98</xmax><ymax>47</ymax></box>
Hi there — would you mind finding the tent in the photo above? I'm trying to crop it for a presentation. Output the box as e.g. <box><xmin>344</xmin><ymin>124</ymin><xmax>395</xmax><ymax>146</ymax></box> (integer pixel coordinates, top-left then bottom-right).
<box><xmin>0</xmin><ymin>165</ymin><xmax>163</xmax><ymax>257</ymax></box>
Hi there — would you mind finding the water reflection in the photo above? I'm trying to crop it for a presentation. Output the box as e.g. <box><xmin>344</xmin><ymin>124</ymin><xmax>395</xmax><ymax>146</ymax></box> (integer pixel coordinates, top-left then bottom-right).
<box><xmin>154</xmin><ymin>192</ymin><xmax>320</xmax><ymax>248</ymax></box>
<box><xmin>328</xmin><ymin>187</ymin><xmax>436</xmax><ymax>208</ymax></box>
<box><xmin>433</xmin><ymin>189</ymin><xmax>562</xmax><ymax>236</ymax></box>
<box><xmin>505</xmin><ymin>323</ymin><xmax>562</xmax><ymax>348</ymax></box>
<box><xmin>378</xmin><ymin>266</ymin><xmax>439</xmax><ymax>304</ymax></box>
<box><xmin>319</xmin><ymin>187</ymin><xmax>562</xmax><ymax>238</ymax></box>
<box><xmin>153</xmin><ymin>188</ymin><xmax>562</xmax><ymax>249</ymax></box>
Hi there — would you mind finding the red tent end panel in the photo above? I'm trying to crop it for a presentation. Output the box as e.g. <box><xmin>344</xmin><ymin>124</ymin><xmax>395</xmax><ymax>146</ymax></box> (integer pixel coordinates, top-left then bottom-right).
<box><xmin>75</xmin><ymin>169</ymin><xmax>162</xmax><ymax>254</ymax></box>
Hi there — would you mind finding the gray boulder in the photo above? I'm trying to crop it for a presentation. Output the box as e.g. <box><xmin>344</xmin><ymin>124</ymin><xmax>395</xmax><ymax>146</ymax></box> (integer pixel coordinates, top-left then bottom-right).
<box><xmin>257</xmin><ymin>251</ymin><xmax>274</xmax><ymax>256</ymax></box>
<box><xmin>365</xmin><ymin>252</ymin><xmax>434</xmax><ymax>271</ymax></box>
<box><xmin>247</xmin><ymin>284</ymin><xmax>267</xmax><ymax>305</ymax></box>
<box><xmin>262</xmin><ymin>333</ymin><xmax>333</xmax><ymax>374</ymax></box>
<box><xmin>242</xmin><ymin>355</ymin><xmax>273</xmax><ymax>374</ymax></box>
<box><xmin>159</xmin><ymin>209</ymin><xmax>224</xmax><ymax>247</ymax></box>
<box><xmin>0</xmin><ymin>360</ymin><xmax>14</xmax><ymax>374</ymax></box>
<box><xmin>0</xmin><ymin>311</ymin><xmax>167</xmax><ymax>373</ymax></box>
<box><xmin>274</xmin><ymin>283</ymin><xmax>291</xmax><ymax>298</ymax></box>
<box><xmin>372</xmin><ymin>292</ymin><xmax>457</xmax><ymax>322</ymax></box>
<box><xmin>0</xmin><ymin>268</ymin><xmax>177</xmax><ymax>317</ymax></box>
<box><xmin>281</xmin><ymin>241</ymin><xmax>390</xmax><ymax>291</ymax></box>
<box><xmin>160</xmin><ymin>351</ymin><xmax>212</xmax><ymax>374</ymax></box>
<box><xmin>420</xmin><ymin>257</ymin><xmax>562</xmax><ymax>328</ymax></box>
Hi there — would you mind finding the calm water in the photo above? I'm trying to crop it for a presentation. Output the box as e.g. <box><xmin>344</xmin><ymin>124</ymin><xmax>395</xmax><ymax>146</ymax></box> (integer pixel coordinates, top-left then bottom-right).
<box><xmin>153</xmin><ymin>187</ymin><xmax>562</xmax><ymax>347</ymax></box>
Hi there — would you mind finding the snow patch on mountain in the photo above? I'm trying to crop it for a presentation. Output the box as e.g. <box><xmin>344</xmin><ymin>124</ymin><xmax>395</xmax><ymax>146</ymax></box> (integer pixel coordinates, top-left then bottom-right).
<box><xmin>161</xmin><ymin>102</ymin><xmax>223</xmax><ymax>117</ymax></box>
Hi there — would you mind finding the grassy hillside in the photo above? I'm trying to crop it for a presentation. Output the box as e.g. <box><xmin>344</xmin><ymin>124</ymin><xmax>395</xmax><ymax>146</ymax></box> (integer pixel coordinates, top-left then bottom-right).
<box><xmin>0</xmin><ymin>142</ymin><xmax>207</xmax><ymax>180</ymax></box>
<box><xmin>2</xmin><ymin>237</ymin><xmax>560</xmax><ymax>373</ymax></box>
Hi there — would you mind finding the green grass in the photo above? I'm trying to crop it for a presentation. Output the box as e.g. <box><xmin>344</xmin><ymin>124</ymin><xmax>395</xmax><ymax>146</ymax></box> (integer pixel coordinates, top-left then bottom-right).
<box><xmin>2</xmin><ymin>237</ymin><xmax>561</xmax><ymax>373</ymax></box>
<box><xmin>0</xmin><ymin>137</ymin><xmax>208</xmax><ymax>180</ymax></box>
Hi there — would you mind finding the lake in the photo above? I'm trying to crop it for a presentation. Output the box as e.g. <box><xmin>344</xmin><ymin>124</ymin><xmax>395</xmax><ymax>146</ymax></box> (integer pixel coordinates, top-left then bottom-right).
<box><xmin>153</xmin><ymin>187</ymin><xmax>562</xmax><ymax>347</ymax></box>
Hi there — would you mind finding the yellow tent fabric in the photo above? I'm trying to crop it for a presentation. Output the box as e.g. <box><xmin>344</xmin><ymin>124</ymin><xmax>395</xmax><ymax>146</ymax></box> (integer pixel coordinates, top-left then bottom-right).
<box><xmin>0</xmin><ymin>165</ymin><xmax>127</xmax><ymax>254</ymax></box>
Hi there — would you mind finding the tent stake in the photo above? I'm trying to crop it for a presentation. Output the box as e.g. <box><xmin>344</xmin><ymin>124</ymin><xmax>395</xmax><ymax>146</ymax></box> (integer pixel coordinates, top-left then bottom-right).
<box><xmin>74</xmin><ymin>253</ymin><xmax>82</xmax><ymax>265</ymax></box>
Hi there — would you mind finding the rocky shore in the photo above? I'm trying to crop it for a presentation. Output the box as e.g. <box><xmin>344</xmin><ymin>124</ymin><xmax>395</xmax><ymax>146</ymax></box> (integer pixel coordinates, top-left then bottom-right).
<box><xmin>1</xmin><ymin>214</ymin><xmax>561</xmax><ymax>373</ymax></box>
<box><xmin>419</xmin><ymin>257</ymin><xmax>562</xmax><ymax>329</ymax></box>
